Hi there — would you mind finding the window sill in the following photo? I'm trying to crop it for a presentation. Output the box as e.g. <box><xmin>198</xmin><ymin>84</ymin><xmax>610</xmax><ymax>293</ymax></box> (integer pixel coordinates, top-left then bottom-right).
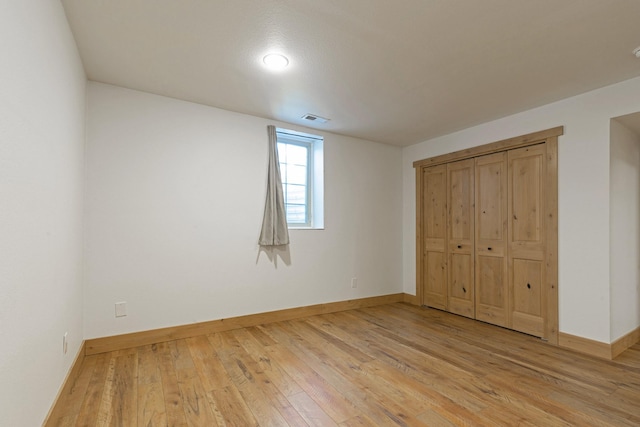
<box><xmin>288</xmin><ymin>227</ymin><xmax>325</xmax><ymax>230</ymax></box>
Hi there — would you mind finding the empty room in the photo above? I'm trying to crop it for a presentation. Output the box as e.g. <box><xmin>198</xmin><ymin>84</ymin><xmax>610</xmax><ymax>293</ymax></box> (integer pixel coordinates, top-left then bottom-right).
<box><xmin>3</xmin><ymin>1</ymin><xmax>640</xmax><ymax>426</ymax></box>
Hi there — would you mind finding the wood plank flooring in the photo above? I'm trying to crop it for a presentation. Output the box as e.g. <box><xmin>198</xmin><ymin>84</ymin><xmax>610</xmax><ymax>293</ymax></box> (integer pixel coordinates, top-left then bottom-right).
<box><xmin>51</xmin><ymin>303</ymin><xmax>640</xmax><ymax>426</ymax></box>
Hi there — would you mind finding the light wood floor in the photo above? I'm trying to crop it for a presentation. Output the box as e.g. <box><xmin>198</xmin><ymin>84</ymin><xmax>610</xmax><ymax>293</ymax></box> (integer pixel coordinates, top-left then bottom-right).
<box><xmin>51</xmin><ymin>303</ymin><xmax>640</xmax><ymax>426</ymax></box>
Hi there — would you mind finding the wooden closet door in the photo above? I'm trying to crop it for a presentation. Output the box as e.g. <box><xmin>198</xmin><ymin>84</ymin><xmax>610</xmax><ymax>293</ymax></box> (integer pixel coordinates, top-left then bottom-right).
<box><xmin>508</xmin><ymin>144</ymin><xmax>546</xmax><ymax>337</ymax></box>
<box><xmin>447</xmin><ymin>159</ymin><xmax>475</xmax><ymax>318</ymax></box>
<box><xmin>475</xmin><ymin>152</ymin><xmax>508</xmax><ymax>327</ymax></box>
<box><xmin>421</xmin><ymin>165</ymin><xmax>447</xmax><ymax>310</ymax></box>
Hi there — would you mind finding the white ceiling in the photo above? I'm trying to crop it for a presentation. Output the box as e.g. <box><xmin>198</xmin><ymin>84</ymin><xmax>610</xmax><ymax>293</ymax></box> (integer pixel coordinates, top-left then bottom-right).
<box><xmin>61</xmin><ymin>0</ymin><xmax>640</xmax><ymax>147</ymax></box>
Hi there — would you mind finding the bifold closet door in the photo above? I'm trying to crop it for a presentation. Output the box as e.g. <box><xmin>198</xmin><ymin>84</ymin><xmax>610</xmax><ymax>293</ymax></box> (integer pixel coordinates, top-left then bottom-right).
<box><xmin>475</xmin><ymin>152</ymin><xmax>509</xmax><ymax>327</ymax></box>
<box><xmin>421</xmin><ymin>164</ymin><xmax>447</xmax><ymax>310</ymax></box>
<box><xmin>508</xmin><ymin>144</ymin><xmax>546</xmax><ymax>337</ymax></box>
<box><xmin>447</xmin><ymin>159</ymin><xmax>475</xmax><ymax>318</ymax></box>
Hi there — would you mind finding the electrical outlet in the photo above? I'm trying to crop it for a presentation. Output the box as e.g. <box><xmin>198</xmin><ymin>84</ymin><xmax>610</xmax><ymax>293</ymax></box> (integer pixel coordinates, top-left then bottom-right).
<box><xmin>351</xmin><ymin>277</ymin><xmax>358</xmax><ymax>288</ymax></box>
<box><xmin>63</xmin><ymin>332</ymin><xmax>68</xmax><ymax>355</ymax></box>
<box><xmin>115</xmin><ymin>301</ymin><xmax>127</xmax><ymax>317</ymax></box>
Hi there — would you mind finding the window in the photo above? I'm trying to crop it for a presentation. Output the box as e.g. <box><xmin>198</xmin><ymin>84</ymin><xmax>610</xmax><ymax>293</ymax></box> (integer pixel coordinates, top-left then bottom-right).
<box><xmin>276</xmin><ymin>128</ymin><xmax>324</xmax><ymax>229</ymax></box>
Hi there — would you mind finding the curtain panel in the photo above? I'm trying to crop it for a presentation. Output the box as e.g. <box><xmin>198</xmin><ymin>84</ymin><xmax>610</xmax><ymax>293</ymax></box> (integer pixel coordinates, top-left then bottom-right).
<box><xmin>258</xmin><ymin>125</ymin><xmax>290</xmax><ymax>246</ymax></box>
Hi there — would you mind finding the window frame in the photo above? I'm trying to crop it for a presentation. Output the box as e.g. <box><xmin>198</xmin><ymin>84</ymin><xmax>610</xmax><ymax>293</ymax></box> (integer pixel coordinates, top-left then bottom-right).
<box><xmin>276</xmin><ymin>128</ymin><xmax>324</xmax><ymax>229</ymax></box>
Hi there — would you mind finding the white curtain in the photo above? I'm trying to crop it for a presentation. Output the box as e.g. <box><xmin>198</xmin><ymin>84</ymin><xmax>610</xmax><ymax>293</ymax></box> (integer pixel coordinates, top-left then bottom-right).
<box><xmin>259</xmin><ymin>125</ymin><xmax>290</xmax><ymax>246</ymax></box>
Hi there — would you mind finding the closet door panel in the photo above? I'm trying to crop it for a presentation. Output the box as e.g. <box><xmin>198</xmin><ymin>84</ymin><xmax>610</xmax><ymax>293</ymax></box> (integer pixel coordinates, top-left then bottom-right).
<box><xmin>512</xmin><ymin>259</ymin><xmax>544</xmax><ymax>336</ymax></box>
<box><xmin>477</xmin><ymin>158</ymin><xmax>505</xmax><ymax>242</ymax></box>
<box><xmin>509</xmin><ymin>146</ymin><xmax>545</xmax><ymax>251</ymax></box>
<box><xmin>447</xmin><ymin>159</ymin><xmax>475</xmax><ymax>318</ymax></box>
<box><xmin>422</xmin><ymin>165</ymin><xmax>447</xmax><ymax>309</ymax></box>
<box><xmin>475</xmin><ymin>152</ymin><xmax>508</xmax><ymax>327</ymax></box>
<box><xmin>508</xmin><ymin>145</ymin><xmax>546</xmax><ymax>337</ymax></box>
<box><xmin>448</xmin><ymin>253</ymin><xmax>474</xmax><ymax>317</ymax></box>
<box><xmin>425</xmin><ymin>252</ymin><xmax>446</xmax><ymax>309</ymax></box>
<box><xmin>477</xmin><ymin>257</ymin><xmax>506</xmax><ymax>310</ymax></box>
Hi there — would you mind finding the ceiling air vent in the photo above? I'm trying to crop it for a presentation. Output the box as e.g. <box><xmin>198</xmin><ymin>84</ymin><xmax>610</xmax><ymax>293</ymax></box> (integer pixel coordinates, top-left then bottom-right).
<box><xmin>301</xmin><ymin>113</ymin><xmax>330</xmax><ymax>124</ymax></box>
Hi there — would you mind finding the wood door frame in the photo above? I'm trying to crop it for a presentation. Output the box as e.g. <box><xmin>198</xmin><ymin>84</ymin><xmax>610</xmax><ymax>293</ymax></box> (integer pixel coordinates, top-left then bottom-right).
<box><xmin>414</xmin><ymin>126</ymin><xmax>562</xmax><ymax>345</ymax></box>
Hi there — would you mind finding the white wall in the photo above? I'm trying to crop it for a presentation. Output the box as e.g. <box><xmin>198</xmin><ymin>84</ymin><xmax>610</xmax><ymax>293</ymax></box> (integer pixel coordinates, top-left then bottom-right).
<box><xmin>403</xmin><ymin>76</ymin><xmax>640</xmax><ymax>344</ymax></box>
<box><xmin>610</xmin><ymin>118</ymin><xmax>640</xmax><ymax>341</ymax></box>
<box><xmin>0</xmin><ymin>1</ymin><xmax>86</xmax><ymax>425</ymax></box>
<box><xmin>84</xmin><ymin>82</ymin><xmax>403</xmax><ymax>339</ymax></box>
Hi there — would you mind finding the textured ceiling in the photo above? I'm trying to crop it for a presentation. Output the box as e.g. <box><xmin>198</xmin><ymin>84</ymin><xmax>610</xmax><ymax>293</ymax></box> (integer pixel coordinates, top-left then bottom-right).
<box><xmin>61</xmin><ymin>0</ymin><xmax>640</xmax><ymax>146</ymax></box>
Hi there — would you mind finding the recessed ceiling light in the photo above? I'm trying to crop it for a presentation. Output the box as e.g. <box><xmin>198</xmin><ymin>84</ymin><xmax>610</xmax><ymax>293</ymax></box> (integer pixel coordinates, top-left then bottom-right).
<box><xmin>634</xmin><ymin>46</ymin><xmax>640</xmax><ymax>58</ymax></box>
<box><xmin>262</xmin><ymin>53</ymin><xmax>289</xmax><ymax>70</ymax></box>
